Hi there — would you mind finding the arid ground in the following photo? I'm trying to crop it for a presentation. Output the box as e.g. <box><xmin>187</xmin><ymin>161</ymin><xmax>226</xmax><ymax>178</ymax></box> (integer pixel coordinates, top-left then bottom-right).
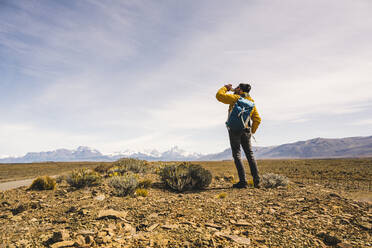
<box><xmin>0</xmin><ymin>159</ymin><xmax>371</xmax><ymax>247</ymax></box>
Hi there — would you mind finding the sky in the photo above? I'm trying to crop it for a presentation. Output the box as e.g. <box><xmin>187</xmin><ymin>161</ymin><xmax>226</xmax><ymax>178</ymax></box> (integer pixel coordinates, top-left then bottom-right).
<box><xmin>1</xmin><ymin>0</ymin><xmax>372</xmax><ymax>157</ymax></box>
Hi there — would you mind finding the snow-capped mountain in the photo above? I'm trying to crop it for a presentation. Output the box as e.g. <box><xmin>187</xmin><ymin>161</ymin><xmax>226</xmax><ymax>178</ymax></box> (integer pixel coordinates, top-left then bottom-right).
<box><xmin>110</xmin><ymin>149</ymin><xmax>162</xmax><ymax>158</ymax></box>
<box><xmin>160</xmin><ymin>146</ymin><xmax>202</xmax><ymax>161</ymax></box>
<box><xmin>0</xmin><ymin>146</ymin><xmax>204</xmax><ymax>163</ymax></box>
<box><xmin>0</xmin><ymin>146</ymin><xmax>109</xmax><ymax>163</ymax></box>
<box><xmin>1</xmin><ymin>136</ymin><xmax>371</xmax><ymax>163</ymax></box>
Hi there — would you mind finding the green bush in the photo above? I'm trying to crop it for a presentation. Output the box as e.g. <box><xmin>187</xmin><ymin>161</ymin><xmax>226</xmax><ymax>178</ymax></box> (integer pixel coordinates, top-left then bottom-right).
<box><xmin>160</xmin><ymin>162</ymin><xmax>212</xmax><ymax>192</ymax></box>
<box><xmin>261</xmin><ymin>173</ymin><xmax>289</xmax><ymax>188</ymax></box>
<box><xmin>28</xmin><ymin>176</ymin><xmax>56</xmax><ymax>190</ymax></box>
<box><xmin>108</xmin><ymin>174</ymin><xmax>138</xmax><ymax>196</ymax></box>
<box><xmin>66</xmin><ymin>168</ymin><xmax>102</xmax><ymax>188</ymax></box>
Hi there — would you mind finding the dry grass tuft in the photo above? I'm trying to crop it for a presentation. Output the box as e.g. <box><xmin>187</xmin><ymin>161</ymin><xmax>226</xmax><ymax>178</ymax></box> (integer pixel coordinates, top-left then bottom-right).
<box><xmin>29</xmin><ymin>176</ymin><xmax>56</xmax><ymax>190</ymax></box>
<box><xmin>216</xmin><ymin>192</ymin><xmax>227</xmax><ymax>199</ymax></box>
<box><xmin>66</xmin><ymin>168</ymin><xmax>102</xmax><ymax>188</ymax></box>
<box><xmin>135</xmin><ymin>188</ymin><xmax>149</xmax><ymax>197</ymax></box>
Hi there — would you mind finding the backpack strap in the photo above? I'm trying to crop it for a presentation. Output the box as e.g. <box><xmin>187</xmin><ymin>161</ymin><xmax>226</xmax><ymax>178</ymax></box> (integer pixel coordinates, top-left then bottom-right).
<box><xmin>238</xmin><ymin>107</ymin><xmax>251</xmax><ymax>129</ymax></box>
<box><xmin>244</xmin><ymin>113</ymin><xmax>251</xmax><ymax>128</ymax></box>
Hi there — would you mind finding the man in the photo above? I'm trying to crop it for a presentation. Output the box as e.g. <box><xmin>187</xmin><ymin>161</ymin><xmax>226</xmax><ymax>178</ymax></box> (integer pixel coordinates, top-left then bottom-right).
<box><xmin>216</xmin><ymin>83</ymin><xmax>261</xmax><ymax>188</ymax></box>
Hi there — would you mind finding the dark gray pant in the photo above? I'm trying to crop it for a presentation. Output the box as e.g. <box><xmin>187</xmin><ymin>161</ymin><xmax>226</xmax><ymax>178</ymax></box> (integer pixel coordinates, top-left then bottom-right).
<box><xmin>228</xmin><ymin>128</ymin><xmax>260</xmax><ymax>183</ymax></box>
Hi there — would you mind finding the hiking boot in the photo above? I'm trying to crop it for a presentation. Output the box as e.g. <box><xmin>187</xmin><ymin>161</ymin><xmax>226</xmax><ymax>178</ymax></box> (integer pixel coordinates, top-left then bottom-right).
<box><xmin>232</xmin><ymin>181</ymin><xmax>248</xmax><ymax>189</ymax></box>
<box><xmin>253</xmin><ymin>179</ymin><xmax>261</xmax><ymax>189</ymax></box>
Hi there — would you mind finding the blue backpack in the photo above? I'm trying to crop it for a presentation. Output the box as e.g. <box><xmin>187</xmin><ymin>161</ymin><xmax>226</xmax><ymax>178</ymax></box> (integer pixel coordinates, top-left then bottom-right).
<box><xmin>226</xmin><ymin>97</ymin><xmax>255</xmax><ymax>131</ymax></box>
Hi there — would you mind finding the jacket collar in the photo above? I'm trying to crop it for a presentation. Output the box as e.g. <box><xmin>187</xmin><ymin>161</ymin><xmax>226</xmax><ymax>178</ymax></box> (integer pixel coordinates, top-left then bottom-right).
<box><xmin>240</xmin><ymin>92</ymin><xmax>250</xmax><ymax>98</ymax></box>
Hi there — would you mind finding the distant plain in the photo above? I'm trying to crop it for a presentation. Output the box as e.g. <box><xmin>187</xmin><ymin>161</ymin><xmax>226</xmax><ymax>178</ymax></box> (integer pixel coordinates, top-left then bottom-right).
<box><xmin>1</xmin><ymin>158</ymin><xmax>371</xmax><ymax>193</ymax></box>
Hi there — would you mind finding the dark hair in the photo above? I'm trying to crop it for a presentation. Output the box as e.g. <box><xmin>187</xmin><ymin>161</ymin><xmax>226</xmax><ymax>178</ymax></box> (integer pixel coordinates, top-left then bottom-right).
<box><xmin>238</xmin><ymin>83</ymin><xmax>251</xmax><ymax>93</ymax></box>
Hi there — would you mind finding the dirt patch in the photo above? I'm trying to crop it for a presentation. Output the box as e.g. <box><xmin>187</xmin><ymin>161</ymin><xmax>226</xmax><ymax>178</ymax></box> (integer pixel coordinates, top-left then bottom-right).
<box><xmin>0</xmin><ymin>173</ymin><xmax>370</xmax><ymax>247</ymax></box>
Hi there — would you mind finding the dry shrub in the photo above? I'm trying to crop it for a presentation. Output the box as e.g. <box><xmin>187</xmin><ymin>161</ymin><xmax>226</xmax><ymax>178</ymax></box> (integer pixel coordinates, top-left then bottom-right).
<box><xmin>29</xmin><ymin>176</ymin><xmax>56</xmax><ymax>190</ymax></box>
<box><xmin>108</xmin><ymin>174</ymin><xmax>138</xmax><ymax>196</ymax></box>
<box><xmin>261</xmin><ymin>173</ymin><xmax>289</xmax><ymax>188</ymax></box>
<box><xmin>94</xmin><ymin>163</ymin><xmax>114</xmax><ymax>174</ymax></box>
<box><xmin>160</xmin><ymin>162</ymin><xmax>212</xmax><ymax>192</ymax></box>
<box><xmin>55</xmin><ymin>175</ymin><xmax>66</xmax><ymax>183</ymax></box>
<box><xmin>66</xmin><ymin>168</ymin><xmax>102</xmax><ymax>188</ymax></box>
<box><xmin>214</xmin><ymin>174</ymin><xmax>234</xmax><ymax>183</ymax></box>
<box><xmin>223</xmin><ymin>174</ymin><xmax>234</xmax><ymax>182</ymax></box>
<box><xmin>109</xmin><ymin>158</ymin><xmax>149</xmax><ymax>175</ymax></box>
<box><xmin>138</xmin><ymin>179</ymin><xmax>153</xmax><ymax>189</ymax></box>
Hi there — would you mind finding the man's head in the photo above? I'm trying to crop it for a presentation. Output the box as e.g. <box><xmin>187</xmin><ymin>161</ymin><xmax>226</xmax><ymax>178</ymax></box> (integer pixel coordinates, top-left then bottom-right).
<box><xmin>234</xmin><ymin>83</ymin><xmax>251</xmax><ymax>95</ymax></box>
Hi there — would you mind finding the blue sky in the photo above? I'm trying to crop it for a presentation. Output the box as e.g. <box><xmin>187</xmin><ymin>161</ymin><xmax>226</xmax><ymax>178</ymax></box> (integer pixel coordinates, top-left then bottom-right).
<box><xmin>1</xmin><ymin>0</ymin><xmax>372</xmax><ymax>157</ymax></box>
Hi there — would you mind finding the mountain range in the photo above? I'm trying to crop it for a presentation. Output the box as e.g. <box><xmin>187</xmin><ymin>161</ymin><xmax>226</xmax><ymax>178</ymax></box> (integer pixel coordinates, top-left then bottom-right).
<box><xmin>1</xmin><ymin>136</ymin><xmax>371</xmax><ymax>163</ymax></box>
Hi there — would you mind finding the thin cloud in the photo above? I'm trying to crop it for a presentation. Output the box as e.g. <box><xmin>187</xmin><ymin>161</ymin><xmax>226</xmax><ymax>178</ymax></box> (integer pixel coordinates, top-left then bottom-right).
<box><xmin>0</xmin><ymin>0</ymin><xmax>371</xmax><ymax>156</ymax></box>
<box><xmin>350</xmin><ymin>119</ymin><xmax>372</xmax><ymax>126</ymax></box>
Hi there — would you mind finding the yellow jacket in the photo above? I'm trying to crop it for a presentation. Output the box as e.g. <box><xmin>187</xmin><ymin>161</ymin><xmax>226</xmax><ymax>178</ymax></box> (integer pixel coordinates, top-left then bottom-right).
<box><xmin>216</xmin><ymin>86</ymin><xmax>261</xmax><ymax>134</ymax></box>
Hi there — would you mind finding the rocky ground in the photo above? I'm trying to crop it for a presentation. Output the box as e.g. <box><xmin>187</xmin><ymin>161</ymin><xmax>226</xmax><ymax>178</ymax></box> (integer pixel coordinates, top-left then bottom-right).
<box><xmin>0</xmin><ymin>173</ymin><xmax>371</xmax><ymax>248</ymax></box>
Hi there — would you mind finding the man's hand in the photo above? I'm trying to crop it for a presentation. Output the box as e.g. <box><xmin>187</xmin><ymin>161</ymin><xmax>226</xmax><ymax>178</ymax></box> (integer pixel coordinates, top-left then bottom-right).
<box><xmin>224</xmin><ymin>84</ymin><xmax>232</xmax><ymax>91</ymax></box>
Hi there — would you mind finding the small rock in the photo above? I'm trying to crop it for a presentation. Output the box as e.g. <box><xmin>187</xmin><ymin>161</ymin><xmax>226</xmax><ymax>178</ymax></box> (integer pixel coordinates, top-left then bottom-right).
<box><xmin>214</xmin><ymin>231</ymin><xmax>230</xmax><ymax>237</ymax></box>
<box><xmin>85</xmin><ymin>235</ymin><xmax>94</xmax><ymax>246</ymax></box>
<box><xmin>79</xmin><ymin>209</ymin><xmax>89</xmax><ymax>215</ymax></box>
<box><xmin>316</xmin><ymin>232</ymin><xmax>341</xmax><ymax>246</ymax></box>
<box><xmin>133</xmin><ymin>232</ymin><xmax>147</xmax><ymax>241</ymax></box>
<box><xmin>95</xmin><ymin>235</ymin><xmax>111</xmax><ymax>244</ymax></box>
<box><xmin>180</xmin><ymin>221</ymin><xmax>195</xmax><ymax>226</ymax></box>
<box><xmin>358</xmin><ymin>221</ymin><xmax>371</xmax><ymax>230</ymax></box>
<box><xmin>337</xmin><ymin>243</ymin><xmax>353</xmax><ymax>248</ymax></box>
<box><xmin>17</xmin><ymin>239</ymin><xmax>28</xmax><ymax>246</ymax></box>
<box><xmin>74</xmin><ymin>235</ymin><xmax>85</xmax><ymax>247</ymax></box>
<box><xmin>123</xmin><ymin>223</ymin><xmax>136</xmax><ymax>235</ymax></box>
<box><xmin>11</xmin><ymin>215</ymin><xmax>22</xmax><ymax>221</ymax></box>
<box><xmin>52</xmin><ymin>230</ymin><xmax>70</xmax><ymax>242</ymax></box>
<box><xmin>234</xmin><ymin>220</ymin><xmax>250</xmax><ymax>226</ymax></box>
<box><xmin>161</xmin><ymin>224</ymin><xmax>178</xmax><ymax>229</ymax></box>
<box><xmin>147</xmin><ymin>223</ymin><xmax>159</xmax><ymax>232</ymax></box>
<box><xmin>79</xmin><ymin>230</ymin><xmax>95</xmax><ymax>236</ymax></box>
<box><xmin>148</xmin><ymin>213</ymin><xmax>158</xmax><ymax>218</ymax></box>
<box><xmin>103</xmin><ymin>228</ymin><xmax>115</xmax><ymax>237</ymax></box>
<box><xmin>349</xmin><ymin>203</ymin><xmax>360</xmax><ymax>209</ymax></box>
<box><xmin>97</xmin><ymin>209</ymin><xmax>127</xmax><ymax>220</ymax></box>
<box><xmin>221</xmin><ymin>234</ymin><xmax>251</xmax><ymax>245</ymax></box>
<box><xmin>313</xmin><ymin>239</ymin><xmax>328</xmax><ymax>248</ymax></box>
<box><xmin>0</xmin><ymin>212</ymin><xmax>12</xmax><ymax>219</ymax></box>
<box><xmin>97</xmin><ymin>231</ymin><xmax>107</xmax><ymax>238</ymax></box>
<box><xmin>205</xmin><ymin>223</ymin><xmax>222</xmax><ymax>230</ymax></box>
<box><xmin>329</xmin><ymin>193</ymin><xmax>341</xmax><ymax>198</ymax></box>
<box><xmin>11</xmin><ymin>204</ymin><xmax>27</xmax><ymax>215</ymax></box>
<box><xmin>50</xmin><ymin>241</ymin><xmax>75</xmax><ymax>248</ymax></box>
<box><xmin>39</xmin><ymin>234</ymin><xmax>50</xmax><ymax>242</ymax></box>
<box><xmin>94</xmin><ymin>194</ymin><xmax>105</xmax><ymax>201</ymax></box>
<box><xmin>1</xmin><ymin>201</ymin><xmax>11</xmax><ymax>207</ymax></box>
